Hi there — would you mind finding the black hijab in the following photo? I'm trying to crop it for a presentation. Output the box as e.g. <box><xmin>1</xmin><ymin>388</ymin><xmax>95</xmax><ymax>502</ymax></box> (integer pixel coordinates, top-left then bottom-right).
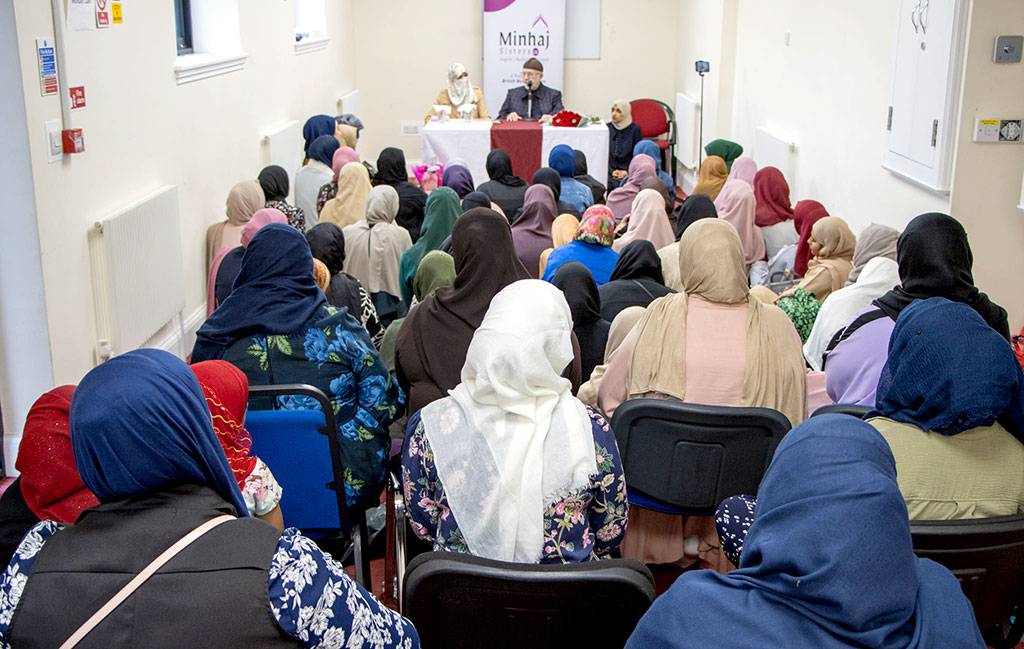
<box><xmin>573</xmin><ymin>149</ymin><xmax>589</xmax><ymax>176</ymax></box>
<box><xmin>609</xmin><ymin>240</ymin><xmax>665</xmax><ymax>284</ymax></box>
<box><xmin>257</xmin><ymin>165</ymin><xmax>290</xmax><ymax>202</ymax></box>
<box><xmin>485</xmin><ymin>149</ymin><xmax>527</xmax><ymax>187</ymax></box>
<box><xmin>551</xmin><ymin>261</ymin><xmax>608</xmax><ymax>382</ymax></box>
<box><xmin>461</xmin><ymin>191</ymin><xmax>491</xmax><ymax>212</ymax></box>
<box><xmin>532</xmin><ymin>167</ymin><xmax>562</xmax><ymax>200</ymax></box>
<box><xmin>673</xmin><ymin>193</ymin><xmax>718</xmax><ymax>240</ymax></box>
<box><xmin>873</xmin><ymin>212</ymin><xmax>1009</xmax><ymax>339</ymax></box>
<box><xmin>304</xmin><ymin>222</ymin><xmax>362</xmax><ymax>318</ymax></box>
<box><xmin>374</xmin><ymin>147</ymin><xmax>409</xmax><ymax>186</ymax></box>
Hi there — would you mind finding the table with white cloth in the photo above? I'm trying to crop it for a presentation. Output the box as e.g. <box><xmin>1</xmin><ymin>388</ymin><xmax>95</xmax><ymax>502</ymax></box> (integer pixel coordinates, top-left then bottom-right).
<box><xmin>421</xmin><ymin>120</ymin><xmax>610</xmax><ymax>190</ymax></box>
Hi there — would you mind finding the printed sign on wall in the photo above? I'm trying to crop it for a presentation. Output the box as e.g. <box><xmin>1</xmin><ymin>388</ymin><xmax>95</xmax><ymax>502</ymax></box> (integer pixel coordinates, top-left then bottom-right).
<box><xmin>482</xmin><ymin>0</ymin><xmax>566</xmax><ymax>118</ymax></box>
<box><xmin>95</xmin><ymin>0</ymin><xmax>110</xmax><ymax>27</ymax></box>
<box><xmin>37</xmin><ymin>39</ymin><xmax>58</xmax><ymax>96</ymax></box>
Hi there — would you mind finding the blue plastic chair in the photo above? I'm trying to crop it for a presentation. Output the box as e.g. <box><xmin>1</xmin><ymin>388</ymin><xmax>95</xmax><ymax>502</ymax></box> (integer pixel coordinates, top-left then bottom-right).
<box><xmin>246</xmin><ymin>383</ymin><xmax>371</xmax><ymax>587</ymax></box>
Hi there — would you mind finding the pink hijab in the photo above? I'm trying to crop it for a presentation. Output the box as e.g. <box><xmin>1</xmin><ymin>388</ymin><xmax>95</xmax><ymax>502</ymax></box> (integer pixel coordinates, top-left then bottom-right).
<box><xmin>606</xmin><ymin>156</ymin><xmax>657</xmax><ymax>222</ymax></box>
<box><xmin>206</xmin><ymin>208</ymin><xmax>287</xmax><ymax>315</ymax></box>
<box><xmin>332</xmin><ymin>147</ymin><xmax>360</xmax><ymax>180</ymax></box>
<box><xmin>612</xmin><ymin>188</ymin><xmax>675</xmax><ymax>252</ymax></box>
<box><xmin>714</xmin><ymin>180</ymin><xmax>765</xmax><ymax>270</ymax></box>
<box><xmin>728</xmin><ymin>156</ymin><xmax>757</xmax><ymax>186</ymax></box>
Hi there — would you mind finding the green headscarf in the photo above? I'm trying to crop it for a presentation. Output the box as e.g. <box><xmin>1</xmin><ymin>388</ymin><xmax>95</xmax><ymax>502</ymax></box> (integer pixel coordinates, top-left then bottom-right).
<box><xmin>398</xmin><ymin>187</ymin><xmax>461</xmax><ymax>305</ymax></box>
<box><xmin>704</xmin><ymin>139</ymin><xmax>744</xmax><ymax>171</ymax></box>
<box><xmin>775</xmin><ymin>288</ymin><xmax>821</xmax><ymax>343</ymax></box>
<box><xmin>381</xmin><ymin>250</ymin><xmax>457</xmax><ymax>375</ymax></box>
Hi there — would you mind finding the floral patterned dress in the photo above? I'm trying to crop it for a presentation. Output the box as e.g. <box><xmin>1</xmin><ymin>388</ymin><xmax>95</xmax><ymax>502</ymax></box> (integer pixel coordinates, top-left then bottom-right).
<box><xmin>402</xmin><ymin>406</ymin><xmax>629</xmax><ymax>563</ymax></box>
<box><xmin>266</xmin><ymin>199</ymin><xmax>307</xmax><ymax>234</ymax></box>
<box><xmin>224</xmin><ymin>304</ymin><xmax>404</xmax><ymax>512</ymax></box>
<box><xmin>0</xmin><ymin>523</ymin><xmax>419</xmax><ymax>648</ymax></box>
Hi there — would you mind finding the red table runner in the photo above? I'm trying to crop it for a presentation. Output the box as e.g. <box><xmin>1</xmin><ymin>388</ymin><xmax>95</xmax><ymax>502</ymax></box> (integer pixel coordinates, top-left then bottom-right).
<box><xmin>490</xmin><ymin>121</ymin><xmax>543</xmax><ymax>183</ymax></box>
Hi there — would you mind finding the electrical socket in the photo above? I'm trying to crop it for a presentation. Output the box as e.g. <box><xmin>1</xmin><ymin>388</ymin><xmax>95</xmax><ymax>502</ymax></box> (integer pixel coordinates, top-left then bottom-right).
<box><xmin>44</xmin><ymin>119</ymin><xmax>62</xmax><ymax>163</ymax></box>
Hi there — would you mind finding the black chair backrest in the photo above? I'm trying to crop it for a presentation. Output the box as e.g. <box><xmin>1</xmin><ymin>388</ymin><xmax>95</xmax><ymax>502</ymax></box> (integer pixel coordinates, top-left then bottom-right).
<box><xmin>911</xmin><ymin>514</ymin><xmax>1024</xmax><ymax>634</ymax></box>
<box><xmin>610</xmin><ymin>399</ymin><xmax>791</xmax><ymax>515</ymax></box>
<box><xmin>403</xmin><ymin>552</ymin><xmax>656</xmax><ymax>649</ymax></box>
<box><xmin>811</xmin><ymin>403</ymin><xmax>872</xmax><ymax>419</ymax></box>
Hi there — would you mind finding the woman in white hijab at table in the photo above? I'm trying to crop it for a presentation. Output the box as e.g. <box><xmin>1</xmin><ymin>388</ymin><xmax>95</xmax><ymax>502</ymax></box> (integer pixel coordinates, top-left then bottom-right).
<box><xmin>342</xmin><ymin>184</ymin><xmax>413</xmax><ymax>318</ymax></box>
<box><xmin>425</xmin><ymin>62</ymin><xmax>490</xmax><ymax>122</ymax></box>
<box><xmin>402</xmin><ymin>279</ymin><xmax>628</xmax><ymax>564</ymax></box>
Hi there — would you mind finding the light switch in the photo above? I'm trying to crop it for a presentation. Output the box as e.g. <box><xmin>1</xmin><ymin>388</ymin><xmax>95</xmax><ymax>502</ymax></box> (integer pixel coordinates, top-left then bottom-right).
<box><xmin>994</xmin><ymin>35</ymin><xmax>1023</xmax><ymax>63</ymax></box>
<box><xmin>44</xmin><ymin>119</ymin><xmax>62</xmax><ymax>163</ymax></box>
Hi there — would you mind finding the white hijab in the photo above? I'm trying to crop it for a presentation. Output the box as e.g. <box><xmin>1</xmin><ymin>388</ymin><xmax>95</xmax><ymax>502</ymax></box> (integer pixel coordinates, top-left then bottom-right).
<box><xmin>447</xmin><ymin>62</ymin><xmax>474</xmax><ymax>106</ymax></box>
<box><xmin>803</xmin><ymin>257</ymin><xmax>900</xmax><ymax>371</ymax></box>
<box><xmin>420</xmin><ymin>280</ymin><xmax>597</xmax><ymax>563</ymax></box>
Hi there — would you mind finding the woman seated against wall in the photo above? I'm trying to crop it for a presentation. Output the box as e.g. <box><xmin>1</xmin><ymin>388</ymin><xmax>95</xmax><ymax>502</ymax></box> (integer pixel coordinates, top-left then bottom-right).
<box><xmin>777</xmin><ymin>216</ymin><xmax>856</xmax><ymax>302</ymax></box>
<box><xmin>424</xmin><ymin>62</ymin><xmax>489</xmax><ymax>123</ymax></box>
<box><xmin>295</xmin><ymin>134</ymin><xmax>339</xmax><ymax>230</ymax></box>
<box><xmin>752</xmin><ymin>166</ymin><xmax>798</xmax><ymax>262</ymax></box>
<box><xmin>628</xmin><ymin>415</ymin><xmax>984</xmax><ymax>649</ymax></box>
<box><xmin>607</xmin><ymin>100</ymin><xmax>642</xmax><ymax>188</ymax></box>
<box><xmin>477</xmin><ymin>149</ymin><xmax>528</xmax><ymax>223</ymax></box>
<box><xmin>0</xmin><ymin>349</ymin><xmax>418</xmax><ymax>648</ymax></box>
<box><xmin>402</xmin><ymin>280</ymin><xmax>627</xmax><ymax>564</ymax></box>
<box><xmin>191</xmin><ymin>224</ymin><xmax>403</xmax><ymax>513</ymax></box>
<box><xmin>315</xmin><ymin>147</ymin><xmax>360</xmax><ymax>216</ymax></box>
<box><xmin>598</xmin><ymin>219</ymin><xmax>806</xmax><ymax>571</ymax></box>
<box><xmin>866</xmin><ymin>298</ymin><xmax>1024</xmax><ymax>519</ymax></box>
<box><xmin>209</xmin><ymin>208</ymin><xmax>287</xmax><ymax>315</ymax></box>
<box><xmin>206</xmin><ymin>180</ymin><xmax>264</xmax><ymax>272</ymax></box>
<box><xmin>258</xmin><ymin>164</ymin><xmax>306</xmax><ymax>233</ymax></box>
<box><xmin>825</xmin><ymin>212</ymin><xmax>1008</xmax><ymax>406</ymax></box>
<box><xmin>541</xmin><ymin>205</ymin><xmax>619</xmax><ymax>285</ymax></box>
<box><xmin>305</xmin><ymin>222</ymin><xmax>385</xmax><ymax>347</ymax></box>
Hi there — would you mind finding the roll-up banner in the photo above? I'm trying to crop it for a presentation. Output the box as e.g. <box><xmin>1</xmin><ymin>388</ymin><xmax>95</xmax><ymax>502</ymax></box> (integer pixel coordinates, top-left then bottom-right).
<box><xmin>483</xmin><ymin>0</ymin><xmax>566</xmax><ymax>117</ymax></box>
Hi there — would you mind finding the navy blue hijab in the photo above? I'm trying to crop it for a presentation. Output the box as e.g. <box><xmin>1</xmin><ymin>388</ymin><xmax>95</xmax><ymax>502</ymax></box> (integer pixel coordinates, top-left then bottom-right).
<box><xmin>302</xmin><ymin>114</ymin><xmax>336</xmax><ymax>156</ymax></box>
<box><xmin>869</xmin><ymin>297</ymin><xmax>1024</xmax><ymax>441</ymax></box>
<box><xmin>626</xmin><ymin>415</ymin><xmax>983</xmax><ymax>649</ymax></box>
<box><xmin>70</xmin><ymin>349</ymin><xmax>249</xmax><ymax>516</ymax></box>
<box><xmin>192</xmin><ymin>223</ymin><xmax>326</xmax><ymax>362</ymax></box>
<box><xmin>548</xmin><ymin>144</ymin><xmax>576</xmax><ymax>178</ymax></box>
<box><xmin>308</xmin><ymin>134</ymin><xmax>340</xmax><ymax>168</ymax></box>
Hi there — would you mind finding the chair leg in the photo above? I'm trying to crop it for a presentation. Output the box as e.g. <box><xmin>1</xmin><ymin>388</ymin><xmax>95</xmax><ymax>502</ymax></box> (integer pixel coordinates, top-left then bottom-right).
<box><xmin>352</xmin><ymin>514</ymin><xmax>372</xmax><ymax>589</ymax></box>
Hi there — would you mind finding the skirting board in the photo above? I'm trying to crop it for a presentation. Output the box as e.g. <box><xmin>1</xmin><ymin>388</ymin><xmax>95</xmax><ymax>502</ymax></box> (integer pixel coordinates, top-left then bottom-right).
<box><xmin>3</xmin><ymin>304</ymin><xmax>207</xmax><ymax>477</ymax></box>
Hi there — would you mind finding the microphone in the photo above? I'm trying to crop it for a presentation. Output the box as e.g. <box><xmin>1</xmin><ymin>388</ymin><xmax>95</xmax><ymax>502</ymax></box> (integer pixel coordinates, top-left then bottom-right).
<box><xmin>525</xmin><ymin>80</ymin><xmax>534</xmax><ymax>119</ymax></box>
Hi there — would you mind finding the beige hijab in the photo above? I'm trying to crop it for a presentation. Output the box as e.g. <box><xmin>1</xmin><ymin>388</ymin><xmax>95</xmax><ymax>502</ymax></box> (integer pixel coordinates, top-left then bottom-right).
<box><xmin>612</xmin><ymin>189</ymin><xmax>675</xmax><ymax>253</ymax></box>
<box><xmin>796</xmin><ymin>216</ymin><xmax>856</xmax><ymax>301</ymax></box>
<box><xmin>342</xmin><ymin>184</ymin><xmax>413</xmax><ymax>297</ymax></box>
<box><xmin>206</xmin><ymin>180</ymin><xmax>264</xmax><ymax>269</ymax></box>
<box><xmin>578</xmin><ymin>306</ymin><xmax>646</xmax><ymax>407</ymax></box>
<box><xmin>538</xmin><ymin>213</ymin><xmax>581</xmax><ymax>277</ymax></box>
<box><xmin>626</xmin><ymin>219</ymin><xmax>807</xmax><ymax>427</ymax></box>
<box><xmin>335</xmin><ymin>123</ymin><xmax>358</xmax><ymax>149</ymax></box>
<box><xmin>320</xmin><ymin>162</ymin><xmax>372</xmax><ymax>228</ymax></box>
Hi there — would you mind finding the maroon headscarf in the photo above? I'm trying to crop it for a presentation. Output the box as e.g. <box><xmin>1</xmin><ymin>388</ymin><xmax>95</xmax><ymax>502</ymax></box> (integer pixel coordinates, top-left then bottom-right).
<box><xmin>510</xmin><ymin>184</ymin><xmax>558</xmax><ymax>279</ymax></box>
<box><xmin>753</xmin><ymin>167</ymin><xmax>795</xmax><ymax>227</ymax></box>
<box><xmin>793</xmin><ymin>199</ymin><xmax>830</xmax><ymax>276</ymax></box>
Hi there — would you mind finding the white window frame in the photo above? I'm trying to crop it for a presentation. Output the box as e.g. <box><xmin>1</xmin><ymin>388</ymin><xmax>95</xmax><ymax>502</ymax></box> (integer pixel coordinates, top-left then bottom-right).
<box><xmin>174</xmin><ymin>0</ymin><xmax>247</xmax><ymax>85</ymax></box>
<box><xmin>294</xmin><ymin>0</ymin><xmax>329</xmax><ymax>55</ymax></box>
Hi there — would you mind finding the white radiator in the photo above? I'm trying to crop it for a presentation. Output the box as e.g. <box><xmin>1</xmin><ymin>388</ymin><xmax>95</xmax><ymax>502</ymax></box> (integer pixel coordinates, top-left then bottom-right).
<box><xmin>754</xmin><ymin>126</ymin><xmax>798</xmax><ymax>187</ymax></box>
<box><xmin>88</xmin><ymin>186</ymin><xmax>185</xmax><ymax>361</ymax></box>
<box><xmin>261</xmin><ymin>119</ymin><xmax>302</xmax><ymax>200</ymax></box>
<box><xmin>674</xmin><ymin>92</ymin><xmax>700</xmax><ymax>171</ymax></box>
<box><xmin>338</xmin><ymin>89</ymin><xmax>361</xmax><ymax>120</ymax></box>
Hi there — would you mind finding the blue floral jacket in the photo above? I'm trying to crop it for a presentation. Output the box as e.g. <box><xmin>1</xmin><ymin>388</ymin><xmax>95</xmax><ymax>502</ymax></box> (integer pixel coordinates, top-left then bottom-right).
<box><xmin>225</xmin><ymin>305</ymin><xmax>404</xmax><ymax>511</ymax></box>
<box><xmin>402</xmin><ymin>406</ymin><xmax>628</xmax><ymax>563</ymax></box>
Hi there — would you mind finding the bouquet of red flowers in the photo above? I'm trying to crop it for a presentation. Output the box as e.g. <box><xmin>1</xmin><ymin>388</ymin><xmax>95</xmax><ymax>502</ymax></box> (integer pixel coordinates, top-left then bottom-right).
<box><xmin>551</xmin><ymin>110</ymin><xmax>582</xmax><ymax>127</ymax></box>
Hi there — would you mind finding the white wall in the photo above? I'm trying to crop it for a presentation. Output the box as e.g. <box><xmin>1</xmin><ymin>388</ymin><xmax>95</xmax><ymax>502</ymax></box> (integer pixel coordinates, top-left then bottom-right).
<box><xmin>12</xmin><ymin>0</ymin><xmax>356</xmax><ymax>385</ymax></box>
<box><xmin>352</xmin><ymin>0</ymin><xmax>680</xmax><ymax>166</ymax></box>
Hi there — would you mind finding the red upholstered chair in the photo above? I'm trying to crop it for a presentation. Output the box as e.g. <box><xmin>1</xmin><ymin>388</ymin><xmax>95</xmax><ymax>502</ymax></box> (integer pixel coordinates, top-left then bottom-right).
<box><xmin>629</xmin><ymin>99</ymin><xmax>677</xmax><ymax>182</ymax></box>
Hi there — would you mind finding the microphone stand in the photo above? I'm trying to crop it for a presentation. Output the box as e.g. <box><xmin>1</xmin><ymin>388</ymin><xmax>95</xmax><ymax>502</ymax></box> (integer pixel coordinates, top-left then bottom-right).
<box><xmin>526</xmin><ymin>80</ymin><xmax>534</xmax><ymax>120</ymax></box>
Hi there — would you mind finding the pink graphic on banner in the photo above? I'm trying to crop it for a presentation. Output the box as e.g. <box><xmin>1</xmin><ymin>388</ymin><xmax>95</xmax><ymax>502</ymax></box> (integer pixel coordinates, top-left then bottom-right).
<box><xmin>484</xmin><ymin>0</ymin><xmax>515</xmax><ymax>12</ymax></box>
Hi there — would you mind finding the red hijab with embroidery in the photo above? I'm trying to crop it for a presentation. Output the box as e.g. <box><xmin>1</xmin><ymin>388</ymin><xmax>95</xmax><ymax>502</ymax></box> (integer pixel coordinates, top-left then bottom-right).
<box><xmin>793</xmin><ymin>200</ymin><xmax>830</xmax><ymax>277</ymax></box>
<box><xmin>16</xmin><ymin>386</ymin><xmax>100</xmax><ymax>523</ymax></box>
<box><xmin>190</xmin><ymin>361</ymin><xmax>258</xmax><ymax>490</ymax></box>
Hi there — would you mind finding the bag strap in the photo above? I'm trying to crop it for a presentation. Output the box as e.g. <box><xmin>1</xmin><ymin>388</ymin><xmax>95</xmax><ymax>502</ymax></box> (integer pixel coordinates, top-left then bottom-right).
<box><xmin>59</xmin><ymin>514</ymin><xmax>235</xmax><ymax>649</ymax></box>
<box><xmin>631</xmin><ymin>279</ymin><xmax>657</xmax><ymax>301</ymax></box>
<box><xmin>820</xmin><ymin>308</ymin><xmax>889</xmax><ymax>370</ymax></box>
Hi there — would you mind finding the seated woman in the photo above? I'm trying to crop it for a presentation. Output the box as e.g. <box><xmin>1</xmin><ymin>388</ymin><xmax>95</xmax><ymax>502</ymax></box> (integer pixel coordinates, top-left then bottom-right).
<box><xmin>629</xmin><ymin>415</ymin><xmax>984</xmax><ymax>649</ymax></box>
<box><xmin>714</xmin><ymin>178</ymin><xmax>765</xmax><ymax>278</ymax></box>
<box><xmin>294</xmin><ymin>134</ymin><xmax>339</xmax><ymax>229</ymax></box>
<box><xmin>660</xmin><ymin>194</ymin><xmax>718</xmax><ymax>291</ymax></box>
<box><xmin>549</xmin><ymin>144</ymin><xmax>594</xmax><ymax>215</ymax></box>
<box><xmin>0</xmin><ymin>349</ymin><xmax>418</xmax><ymax>648</ymax></box>
<box><xmin>319</xmin><ymin>162</ymin><xmax>372</xmax><ymax>229</ymax></box>
<box><xmin>599</xmin><ymin>240</ymin><xmax>675</xmax><ymax>323</ymax></box>
<box><xmin>399</xmin><ymin>187</ymin><xmax>461</xmax><ymax>305</ymax></box>
<box><xmin>477</xmin><ymin>149</ymin><xmax>528</xmax><ymax>223</ymax></box>
<box><xmin>373</xmin><ymin>147</ymin><xmax>428</xmax><ymax>242</ymax></box>
<box><xmin>541</xmin><ymin>205</ymin><xmax>619</xmax><ymax>285</ymax></box>
<box><xmin>191</xmin><ymin>361</ymin><xmax>285</xmax><ymax>527</ymax></box>
<box><xmin>191</xmin><ymin>224</ymin><xmax>403</xmax><ymax>512</ymax></box>
<box><xmin>206</xmin><ymin>180</ymin><xmax>264</xmax><ymax>271</ymax></box>
<box><xmin>607</xmin><ymin>99</ymin><xmax>642</xmax><ymax>188</ymax></box>
<box><xmin>396</xmin><ymin>208</ymin><xmax>530</xmax><ymax>415</ymax></box>
<box><xmin>258</xmin><ymin>164</ymin><xmax>305</xmax><ymax>232</ymax></box>
<box><xmin>691</xmin><ymin>155</ymin><xmax>729</xmax><ymax>201</ymax></box>
<box><xmin>537</xmin><ymin>213</ymin><xmax>580</xmax><ymax>278</ymax></box>
<box><xmin>511</xmin><ymin>184</ymin><xmax>559</xmax><ymax>279</ymax></box>
<box><xmin>792</xmin><ymin>199</ymin><xmax>830</xmax><ymax>277</ymax></box>
<box><xmin>778</xmin><ymin>216</ymin><xmax>856</xmax><ymax>302</ymax></box>
<box><xmin>425</xmin><ymin>62</ymin><xmax>489</xmax><ymax>122</ymax></box>
<box><xmin>533</xmin><ymin>166</ymin><xmax>581</xmax><ymax>217</ymax></box>
<box><xmin>552</xmin><ymin>262</ymin><xmax>610</xmax><ymax>383</ymax></box>
<box><xmin>0</xmin><ymin>387</ymin><xmax>99</xmax><ymax>568</ymax></box>
<box><xmin>606</xmin><ymin>156</ymin><xmax>656</xmax><ymax>223</ymax></box>
<box><xmin>628</xmin><ymin>140</ymin><xmax>676</xmax><ymax>206</ymax></box>
<box><xmin>315</xmin><ymin>146</ymin><xmax>360</xmax><ymax>216</ymax></box>
<box><xmin>402</xmin><ymin>280</ymin><xmax>627</xmax><ymax>563</ymax></box>
<box><xmin>380</xmin><ymin>250</ymin><xmax>456</xmax><ymax>375</ymax></box>
<box><xmin>703</xmin><ymin>138</ymin><xmax>743</xmax><ymax>172</ymax></box>
<box><xmin>598</xmin><ymin>219</ymin><xmax>806</xmax><ymax>571</ymax></box>
<box><xmin>342</xmin><ymin>185</ymin><xmax>413</xmax><ymax>327</ymax></box>
<box><xmin>752</xmin><ymin>166</ymin><xmax>798</xmax><ymax>261</ymax></box>
<box><xmin>209</xmin><ymin>207</ymin><xmax>287</xmax><ymax>315</ymax></box>
<box><xmin>612</xmin><ymin>188</ymin><xmax>675</xmax><ymax>253</ymax></box>
<box><xmin>577</xmin><ymin>306</ymin><xmax>647</xmax><ymax>408</ymax></box>
<box><xmin>574</xmin><ymin>149</ymin><xmax>606</xmax><ymax>205</ymax></box>
<box><xmin>305</xmin><ymin>222</ymin><xmax>384</xmax><ymax>347</ymax></box>
<box><xmin>825</xmin><ymin>213</ymin><xmax>1008</xmax><ymax>406</ymax></box>
<box><xmin>846</xmin><ymin>222</ymin><xmax>899</xmax><ymax>285</ymax></box>
<box><xmin>867</xmin><ymin>298</ymin><xmax>1024</xmax><ymax>520</ymax></box>
<box><xmin>441</xmin><ymin>162</ymin><xmax>475</xmax><ymax>199</ymax></box>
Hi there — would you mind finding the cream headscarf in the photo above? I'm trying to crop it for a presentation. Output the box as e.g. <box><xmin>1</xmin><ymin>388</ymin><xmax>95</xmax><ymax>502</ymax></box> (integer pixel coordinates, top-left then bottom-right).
<box><xmin>206</xmin><ymin>180</ymin><xmax>264</xmax><ymax>269</ymax></box>
<box><xmin>447</xmin><ymin>62</ymin><xmax>474</xmax><ymax>106</ymax></box>
<box><xmin>611</xmin><ymin>99</ymin><xmax>633</xmax><ymax>130</ymax></box>
<box><xmin>320</xmin><ymin>162</ymin><xmax>372</xmax><ymax>228</ymax></box>
<box><xmin>795</xmin><ymin>216</ymin><xmax>857</xmax><ymax>301</ymax></box>
<box><xmin>578</xmin><ymin>306</ymin><xmax>647</xmax><ymax>407</ymax></box>
<box><xmin>538</xmin><ymin>213</ymin><xmax>581</xmax><ymax>277</ymax></box>
<box><xmin>626</xmin><ymin>219</ymin><xmax>807</xmax><ymax>427</ymax></box>
<box><xmin>342</xmin><ymin>184</ymin><xmax>412</xmax><ymax>297</ymax></box>
<box><xmin>612</xmin><ymin>188</ymin><xmax>675</xmax><ymax>253</ymax></box>
<box><xmin>420</xmin><ymin>279</ymin><xmax>597</xmax><ymax>563</ymax></box>
<box><xmin>334</xmin><ymin>123</ymin><xmax>358</xmax><ymax>149</ymax></box>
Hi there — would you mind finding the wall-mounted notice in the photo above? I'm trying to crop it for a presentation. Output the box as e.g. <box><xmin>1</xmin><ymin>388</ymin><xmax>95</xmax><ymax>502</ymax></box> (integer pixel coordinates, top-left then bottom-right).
<box><xmin>70</xmin><ymin>86</ymin><xmax>86</xmax><ymax>110</ymax></box>
<box><xmin>95</xmin><ymin>0</ymin><xmax>110</xmax><ymax>27</ymax></box>
<box><xmin>67</xmin><ymin>0</ymin><xmax>96</xmax><ymax>31</ymax></box>
<box><xmin>112</xmin><ymin>2</ymin><xmax>123</xmax><ymax>24</ymax></box>
<box><xmin>37</xmin><ymin>39</ymin><xmax>58</xmax><ymax>96</ymax></box>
